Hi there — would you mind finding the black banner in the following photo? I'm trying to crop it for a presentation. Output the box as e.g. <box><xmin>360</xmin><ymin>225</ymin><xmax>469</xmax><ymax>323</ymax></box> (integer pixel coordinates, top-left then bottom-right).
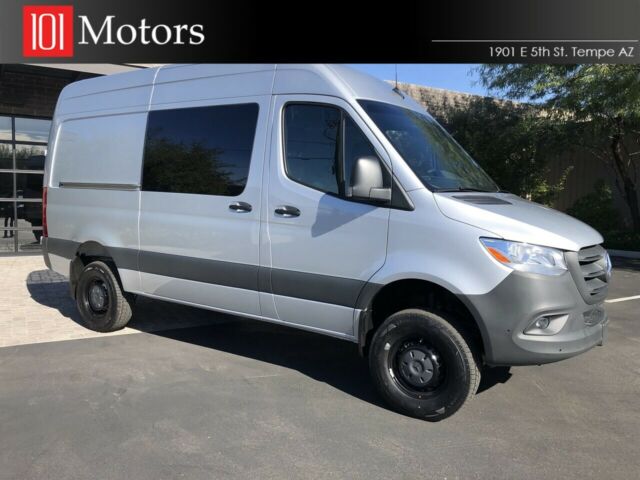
<box><xmin>1</xmin><ymin>0</ymin><xmax>638</xmax><ymax>63</ymax></box>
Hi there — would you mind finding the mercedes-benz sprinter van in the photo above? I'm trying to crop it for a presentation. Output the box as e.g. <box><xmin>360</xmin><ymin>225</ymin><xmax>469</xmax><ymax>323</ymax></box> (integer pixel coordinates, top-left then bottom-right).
<box><xmin>42</xmin><ymin>64</ymin><xmax>610</xmax><ymax>420</ymax></box>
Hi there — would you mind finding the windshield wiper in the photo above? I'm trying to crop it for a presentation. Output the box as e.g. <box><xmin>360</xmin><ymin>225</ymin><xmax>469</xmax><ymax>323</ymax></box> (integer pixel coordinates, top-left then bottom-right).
<box><xmin>434</xmin><ymin>187</ymin><xmax>497</xmax><ymax>193</ymax></box>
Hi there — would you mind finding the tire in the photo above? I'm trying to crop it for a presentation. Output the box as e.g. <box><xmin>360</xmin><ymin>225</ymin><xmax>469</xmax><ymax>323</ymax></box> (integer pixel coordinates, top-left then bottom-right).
<box><xmin>369</xmin><ymin>308</ymin><xmax>480</xmax><ymax>421</ymax></box>
<box><xmin>75</xmin><ymin>260</ymin><xmax>133</xmax><ymax>332</ymax></box>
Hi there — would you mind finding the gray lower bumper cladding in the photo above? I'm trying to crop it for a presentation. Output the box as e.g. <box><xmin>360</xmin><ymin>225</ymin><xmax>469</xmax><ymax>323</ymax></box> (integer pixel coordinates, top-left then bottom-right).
<box><xmin>462</xmin><ymin>270</ymin><xmax>608</xmax><ymax>366</ymax></box>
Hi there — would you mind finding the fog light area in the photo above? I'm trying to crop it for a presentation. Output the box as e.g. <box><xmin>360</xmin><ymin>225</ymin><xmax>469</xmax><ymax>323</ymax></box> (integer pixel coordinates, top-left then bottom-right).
<box><xmin>524</xmin><ymin>314</ymin><xmax>569</xmax><ymax>336</ymax></box>
<box><xmin>583</xmin><ymin>307</ymin><xmax>606</xmax><ymax>327</ymax></box>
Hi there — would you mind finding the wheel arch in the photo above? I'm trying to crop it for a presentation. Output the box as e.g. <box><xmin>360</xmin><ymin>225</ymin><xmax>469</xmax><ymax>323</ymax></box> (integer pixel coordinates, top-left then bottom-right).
<box><xmin>356</xmin><ymin>277</ymin><xmax>491</xmax><ymax>363</ymax></box>
<box><xmin>69</xmin><ymin>241</ymin><xmax>126</xmax><ymax>299</ymax></box>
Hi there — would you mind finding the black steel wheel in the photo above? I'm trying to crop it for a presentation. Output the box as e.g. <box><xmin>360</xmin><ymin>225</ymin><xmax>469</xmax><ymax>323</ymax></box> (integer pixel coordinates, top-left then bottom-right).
<box><xmin>75</xmin><ymin>260</ymin><xmax>133</xmax><ymax>332</ymax></box>
<box><xmin>392</xmin><ymin>337</ymin><xmax>445</xmax><ymax>394</ymax></box>
<box><xmin>369</xmin><ymin>309</ymin><xmax>480</xmax><ymax>421</ymax></box>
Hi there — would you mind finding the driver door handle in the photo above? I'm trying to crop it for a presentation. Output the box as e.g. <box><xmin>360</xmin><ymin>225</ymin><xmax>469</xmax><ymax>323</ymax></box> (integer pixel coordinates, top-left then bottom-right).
<box><xmin>274</xmin><ymin>205</ymin><xmax>300</xmax><ymax>218</ymax></box>
<box><xmin>229</xmin><ymin>201</ymin><xmax>252</xmax><ymax>213</ymax></box>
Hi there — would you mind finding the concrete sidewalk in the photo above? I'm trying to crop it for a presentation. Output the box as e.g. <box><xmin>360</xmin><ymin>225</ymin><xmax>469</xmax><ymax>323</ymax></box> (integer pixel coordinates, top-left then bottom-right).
<box><xmin>0</xmin><ymin>256</ymin><xmax>227</xmax><ymax>348</ymax></box>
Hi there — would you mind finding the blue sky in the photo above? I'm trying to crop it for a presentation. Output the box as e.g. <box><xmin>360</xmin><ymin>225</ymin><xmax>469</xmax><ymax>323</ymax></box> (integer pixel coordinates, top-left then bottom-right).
<box><xmin>348</xmin><ymin>64</ymin><xmax>490</xmax><ymax>97</ymax></box>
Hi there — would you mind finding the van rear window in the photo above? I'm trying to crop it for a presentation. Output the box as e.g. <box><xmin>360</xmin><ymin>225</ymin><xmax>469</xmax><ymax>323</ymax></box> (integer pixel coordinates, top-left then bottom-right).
<box><xmin>142</xmin><ymin>103</ymin><xmax>258</xmax><ymax>196</ymax></box>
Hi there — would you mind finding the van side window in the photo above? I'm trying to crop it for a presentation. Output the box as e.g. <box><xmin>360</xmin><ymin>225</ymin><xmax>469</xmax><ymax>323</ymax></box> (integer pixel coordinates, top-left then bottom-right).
<box><xmin>142</xmin><ymin>103</ymin><xmax>259</xmax><ymax>196</ymax></box>
<box><xmin>284</xmin><ymin>104</ymin><xmax>341</xmax><ymax>195</ymax></box>
<box><xmin>284</xmin><ymin>103</ymin><xmax>389</xmax><ymax>199</ymax></box>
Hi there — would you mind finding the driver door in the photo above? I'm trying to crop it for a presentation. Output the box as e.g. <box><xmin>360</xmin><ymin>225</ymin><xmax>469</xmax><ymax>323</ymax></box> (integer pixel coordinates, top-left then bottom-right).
<box><xmin>261</xmin><ymin>95</ymin><xmax>391</xmax><ymax>338</ymax></box>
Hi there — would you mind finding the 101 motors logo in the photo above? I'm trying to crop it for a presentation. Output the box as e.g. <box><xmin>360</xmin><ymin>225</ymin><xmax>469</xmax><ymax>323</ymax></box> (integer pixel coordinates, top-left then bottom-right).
<box><xmin>23</xmin><ymin>5</ymin><xmax>74</xmax><ymax>57</ymax></box>
<box><xmin>23</xmin><ymin>5</ymin><xmax>205</xmax><ymax>57</ymax></box>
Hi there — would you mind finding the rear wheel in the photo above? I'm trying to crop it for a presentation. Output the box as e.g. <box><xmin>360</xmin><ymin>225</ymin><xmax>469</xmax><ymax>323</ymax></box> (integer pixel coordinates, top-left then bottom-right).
<box><xmin>76</xmin><ymin>260</ymin><xmax>133</xmax><ymax>332</ymax></box>
<box><xmin>369</xmin><ymin>308</ymin><xmax>480</xmax><ymax>421</ymax></box>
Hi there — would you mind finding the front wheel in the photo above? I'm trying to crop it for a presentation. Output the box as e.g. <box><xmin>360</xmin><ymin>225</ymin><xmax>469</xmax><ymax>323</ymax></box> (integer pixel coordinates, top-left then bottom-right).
<box><xmin>75</xmin><ymin>260</ymin><xmax>133</xmax><ymax>332</ymax></box>
<box><xmin>369</xmin><ymin>308</ymin><xmax>480</xmax><ymax>421</ymax></box>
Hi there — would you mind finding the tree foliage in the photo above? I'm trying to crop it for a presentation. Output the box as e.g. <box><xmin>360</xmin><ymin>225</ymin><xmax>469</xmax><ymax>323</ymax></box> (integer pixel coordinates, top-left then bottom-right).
<box><xmin>435</xmin><ymin>97</ymin><xmax>570</xmax><ymax>205</ymax></box>
<box><xmin>478</xmin><ymin>64</ymin><xmax>640</xmax><ymax>231</ymax></box>
<box><xmin>566</xmin><ymin>179</ymin><xmax>621</xmax><ymax>233</ymax></box>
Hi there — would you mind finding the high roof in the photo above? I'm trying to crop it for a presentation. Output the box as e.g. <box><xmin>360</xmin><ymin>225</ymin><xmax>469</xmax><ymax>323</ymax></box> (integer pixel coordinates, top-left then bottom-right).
<box><xmin>57</xmin><ymin>64</ymin><xmax>424</xmax><ymax>117</ymax></box>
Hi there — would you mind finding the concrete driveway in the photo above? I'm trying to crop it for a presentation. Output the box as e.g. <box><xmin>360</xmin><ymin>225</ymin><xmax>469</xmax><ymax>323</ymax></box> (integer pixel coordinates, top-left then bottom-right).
<box><xmin>0</xmin><ymin>257</ymin><xmax>638</xmax><ymax>479</ymax></box>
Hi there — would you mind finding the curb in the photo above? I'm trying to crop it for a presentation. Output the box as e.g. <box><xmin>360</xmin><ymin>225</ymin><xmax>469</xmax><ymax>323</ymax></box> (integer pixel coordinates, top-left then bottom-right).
<box><xmin>608</xmin><ymin>249</ymin><xmax>640</xmax><ymax>259</ymax></box>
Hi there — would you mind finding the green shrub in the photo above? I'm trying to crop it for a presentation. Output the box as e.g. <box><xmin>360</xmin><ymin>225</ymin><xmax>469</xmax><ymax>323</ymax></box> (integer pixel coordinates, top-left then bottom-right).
<box><xmin>603</xmin><ymin>231</ymin><xmax>640</xmax><ymax>251</ymax></box>
<box><xmin>567</xmin><ymin>180</ymin><xmax>640</xmax><ymax>251</ymax></box>
<box><xmin>567</xmin><ymin>180</ymin><xmax>621</xmax><ymax>233</ymax></box>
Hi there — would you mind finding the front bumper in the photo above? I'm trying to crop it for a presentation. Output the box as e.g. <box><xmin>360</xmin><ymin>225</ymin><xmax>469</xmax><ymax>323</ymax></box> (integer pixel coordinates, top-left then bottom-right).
<box><xmin>461</xmin><ymin>270</ymin><xmax>608</xmax><ymax>366</ymax></box>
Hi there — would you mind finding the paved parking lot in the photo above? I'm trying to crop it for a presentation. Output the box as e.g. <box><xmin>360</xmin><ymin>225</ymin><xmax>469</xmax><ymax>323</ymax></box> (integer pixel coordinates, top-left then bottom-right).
<box><xmin>0</xmin><ymin>256</ymin><xmax>638</xmax><ymax>479</ymax></box>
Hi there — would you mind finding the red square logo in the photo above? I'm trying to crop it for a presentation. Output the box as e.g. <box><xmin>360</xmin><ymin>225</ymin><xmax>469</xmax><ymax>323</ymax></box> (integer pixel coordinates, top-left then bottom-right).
<box><xmin>23</xmin><ymin>5</ymin><xmax>74</xmax><ymax>57</ymax></box>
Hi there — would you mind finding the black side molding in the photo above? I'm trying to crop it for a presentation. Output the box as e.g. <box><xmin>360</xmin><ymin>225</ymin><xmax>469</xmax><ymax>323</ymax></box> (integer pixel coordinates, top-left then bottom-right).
<box><xmin>44</xmin><ymin>237</ymin><xmax>383</xmax><ymax>310</ymax></box>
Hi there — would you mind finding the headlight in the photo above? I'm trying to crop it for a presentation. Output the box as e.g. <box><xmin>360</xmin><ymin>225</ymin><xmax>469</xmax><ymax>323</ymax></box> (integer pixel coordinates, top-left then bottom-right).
<box><xmin>480</xmin><ymin>238</ymin><xmax>567</xmax><ymax>276</ymax></box>
<box><xmin>604</xmin><ymin>251</ymin><xmax>612</xmax><ymax>279</ymax></box>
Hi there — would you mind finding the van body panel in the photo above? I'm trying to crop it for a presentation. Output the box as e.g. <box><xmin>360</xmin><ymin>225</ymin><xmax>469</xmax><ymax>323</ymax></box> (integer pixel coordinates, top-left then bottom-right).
<box><xmin>138</xmin><ymin>95</ymin><xmax>270</xmax><ymax>316</ymax></box>
<box><xmin>45</xmin><ymin>104</ymin><xmax>145</xmax><ymax>292</ymax></box>
<box><xmin>434</xmin><ymin>192</ymin><xmax>604</xmax><ymax>251</ymax></box>
<box><xmin>152</xmin><ymin>64</ymin><xmax>275</xmax><ymax>105</ymax></box>
<box><xmin>43</xmin><ymin>64</ymin><xmax>609</xmax><ymax>368</ymax></box>
<box><xmin>137</xmin><ymin>272</ymin><xmax>261</xmax><ymax>316</ymax></box>
<box><xmin>270</xmin><ymin>293</ymin><xmax>357</xmax><ymax>339</ymax></box>
<box><xmin>45</xmin><ymin>188</ymin><xmax>140</xmax><ymax>291</ymax></box>
<box><xmin>47</xmin><ymin>253</ymin><xmax>71</xmax><ymax>276</ymax></box>
<box><xmin>368</xmin><ymin>190</ymin><xmax>510</xmax><ymax>296</ymax></box>
<box><xmin>155</xmin><ymin>64</ymin><xmax>275</xmax><ymax>85</ymax></box>
<box><xmin>55</xmin><ymin>68</ymin><xmax>157</xmax><ymax>117</ymax></box>
<box><xmin>273</xmin><ymin>65</ymin><xmax>346</xmax><ymax>97</ymax></box>
<box><xmin>264</xmin><ymin>95</ymin><xmax>391</xmax><ymax>335</ymax></box>
<box><xmin>50</xmin><ymin>113</ymin><xmax>147</xmax><ymax>187</ymax></box>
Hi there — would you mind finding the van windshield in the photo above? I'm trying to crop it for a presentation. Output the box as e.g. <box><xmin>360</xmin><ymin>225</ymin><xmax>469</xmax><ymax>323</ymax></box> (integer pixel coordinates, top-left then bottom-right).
<box><xmin>358</xmin><ymin>100</ymin><xmax>499</xmax><ymax>192</ymax></box>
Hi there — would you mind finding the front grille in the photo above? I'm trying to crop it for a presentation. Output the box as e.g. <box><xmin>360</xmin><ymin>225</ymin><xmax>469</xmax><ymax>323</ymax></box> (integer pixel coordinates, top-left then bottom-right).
<box><xmin>566</xmin><ymin>245</ymin><xmax>609</xmax><ymax>304</ymax></box>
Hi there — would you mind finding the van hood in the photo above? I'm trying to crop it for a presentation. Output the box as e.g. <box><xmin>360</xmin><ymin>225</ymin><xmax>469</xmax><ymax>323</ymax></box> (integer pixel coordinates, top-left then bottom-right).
<box><xmin>433</xmin><ymin>192</ymin><xmax>603</xmax><ymax>252</ymax></box>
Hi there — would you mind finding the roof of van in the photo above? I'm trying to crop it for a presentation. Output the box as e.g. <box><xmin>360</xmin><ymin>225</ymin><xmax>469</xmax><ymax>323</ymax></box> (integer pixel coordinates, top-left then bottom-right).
<box><xmin>55</xmin><ymin>64</ymin><xmax>422</xmax><ymax>118</ymax></box>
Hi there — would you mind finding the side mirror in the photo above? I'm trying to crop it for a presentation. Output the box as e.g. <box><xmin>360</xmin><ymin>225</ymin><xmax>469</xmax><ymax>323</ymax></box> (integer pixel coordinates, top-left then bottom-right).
<box><xmin>348</xmin><ymin>156</ymin><xmax>392</xmax><ymax>203</ymax></box>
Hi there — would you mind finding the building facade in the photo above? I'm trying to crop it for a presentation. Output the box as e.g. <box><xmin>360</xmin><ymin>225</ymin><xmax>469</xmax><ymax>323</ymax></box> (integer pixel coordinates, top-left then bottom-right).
<box><xmin>0</xmin><ymin>64</ymin><xmax>148</xmax><ymax>254</ymax></box>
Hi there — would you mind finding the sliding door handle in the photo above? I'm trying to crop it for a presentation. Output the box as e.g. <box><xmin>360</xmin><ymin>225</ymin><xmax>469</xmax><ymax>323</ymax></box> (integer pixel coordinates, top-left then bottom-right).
<box><xmin>229</xmin><ymin>201</ymin><xmax>252</xmax><ymax>213</ymax></box>
<box><xmin>274</xmin><ymin>205</ymin><xmax>300</xmax><ymax>218</ymax></box>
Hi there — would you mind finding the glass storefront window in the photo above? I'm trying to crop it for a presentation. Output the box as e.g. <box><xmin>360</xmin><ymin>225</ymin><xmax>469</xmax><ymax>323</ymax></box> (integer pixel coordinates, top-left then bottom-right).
<box><xmin>0</xmin><ymin>234</ymin><xmax>14</xmax><ymax>252</ymax></box>
<box><xmin>18</xmin><ymin>229</ymin><xmax>43</xmax><ymax>252</ymax></box>
<box><xmin>15</xmin><ymin>118</ymin><xmax>50</xmax><ymax>143</ymax></box>
<box><xmin>0</xmin><ymin>143</ymin><xmax>12</xmax><ymax>169</ymax></box>
<box><xmin>0</xmin><ymin>115</ymin><xmax>50</xmax><ymax>254</ymax></box>
<box><xmin>16</xmin><ymin>202</ymin><xmax>42</xmax><ymax>229</ymax></box>
<box><xmin>0</xmin><ymin>117</ymin><xmax>11</xmax><ymax>141</ymax></box>
<box><xmin>0</xmin><ymin>173</ymin><xmax>13</xmax><ymax>198</ymax></box>
<box><xmin>16</xmin><ymin>173</ymin><xmax>44</xmax><ymax>199</ymax></box>
<box><xmin>16</xmin><ymin>144</ymin><xmax>46</xmax><ymax>170</ymax></box>
<box><xmin>0</xmin><ymin>201</ymin><xmax>15</xmax><ymax>229</ymax></box>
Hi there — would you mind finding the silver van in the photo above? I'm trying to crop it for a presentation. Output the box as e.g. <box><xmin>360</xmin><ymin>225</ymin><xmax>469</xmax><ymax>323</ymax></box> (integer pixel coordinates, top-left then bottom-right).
<box><xmin>42</xmin><ymin>64</ymin><xmax>610</xmax><ymax>420</ymax></box>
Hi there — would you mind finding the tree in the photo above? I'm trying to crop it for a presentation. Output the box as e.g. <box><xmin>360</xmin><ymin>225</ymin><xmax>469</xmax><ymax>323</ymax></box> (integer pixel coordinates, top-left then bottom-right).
<box><xmin>435</xmin><ymin>96</ymin><xmax>570</xmax><ymax>205</ymax></box>
<box><xmin>478</xmin><ymin>65</ymin><xmax>640</xmax><ymax>231</ymax></box>
<box><xmin>566</xmin><ymin>179</ymin><xmax>621</xmax><ymax>231</ymax></box>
